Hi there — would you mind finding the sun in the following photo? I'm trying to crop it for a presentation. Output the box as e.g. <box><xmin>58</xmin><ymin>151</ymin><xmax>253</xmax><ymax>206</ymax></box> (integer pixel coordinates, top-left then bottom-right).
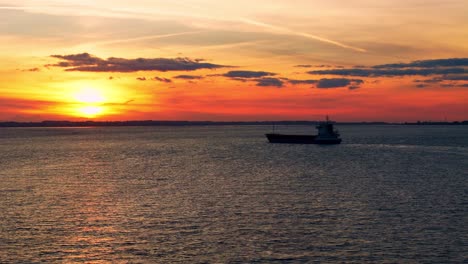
<box><xmin>78</xmin><ymin>106</ymin><xmax>103</xmax><ymax>118</ymax></box>
<box><xmin>73</xmin><ymin>87</ymin><xmax>106</xmax><ymax>118</ymax></box>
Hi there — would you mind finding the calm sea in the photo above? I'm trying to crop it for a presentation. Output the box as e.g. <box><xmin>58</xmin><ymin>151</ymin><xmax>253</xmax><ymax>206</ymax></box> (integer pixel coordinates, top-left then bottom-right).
<box><xmin>0</xmin><ymin>125</ymin><xmax>466</xmax><ymax>263</ymax></box>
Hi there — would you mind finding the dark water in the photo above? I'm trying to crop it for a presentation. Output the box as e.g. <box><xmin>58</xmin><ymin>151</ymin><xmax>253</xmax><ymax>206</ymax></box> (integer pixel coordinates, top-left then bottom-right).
<box><xmin>0</xmin><ymin>125</ymin><xmax>467</xmax><ymax>263</ymax></box>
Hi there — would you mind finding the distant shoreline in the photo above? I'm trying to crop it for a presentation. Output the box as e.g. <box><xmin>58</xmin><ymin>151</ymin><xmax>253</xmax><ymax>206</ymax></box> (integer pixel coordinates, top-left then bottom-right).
<box><xmin>1</xmin><ymin>120</ymin><xmax>467</xmax><ymax>127</ymax></box>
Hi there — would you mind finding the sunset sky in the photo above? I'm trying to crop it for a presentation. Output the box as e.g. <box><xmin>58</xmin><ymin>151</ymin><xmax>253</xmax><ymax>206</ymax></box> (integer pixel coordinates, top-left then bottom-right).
<box><xmin>1</xmin><ymin>0</ymin><xmax>467</xmax><ymax>122</ymax></box>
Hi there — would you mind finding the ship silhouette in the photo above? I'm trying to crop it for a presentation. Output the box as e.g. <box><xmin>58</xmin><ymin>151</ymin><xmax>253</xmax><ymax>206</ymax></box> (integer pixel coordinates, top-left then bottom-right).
<box><xmin>266</xmin><ymin>117</ymin><xmax>342</xmax><ymax>144</ymax></box>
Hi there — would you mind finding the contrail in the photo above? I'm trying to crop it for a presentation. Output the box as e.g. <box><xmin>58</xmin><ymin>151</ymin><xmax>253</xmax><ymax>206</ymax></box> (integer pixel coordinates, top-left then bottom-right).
<box><xmin>240</xmin><ymin>18</ymin><xmax>367</xmax><ymax>53</ymax></box>
<box><xmin>75</xmin><ymin>31</ymin><xmax>206</xmax><ymax>49</ymax></box>
<box><xmin>0</xmin><ymin>6</ymin><xmax>24</xmax><ymax>9</ymax></box>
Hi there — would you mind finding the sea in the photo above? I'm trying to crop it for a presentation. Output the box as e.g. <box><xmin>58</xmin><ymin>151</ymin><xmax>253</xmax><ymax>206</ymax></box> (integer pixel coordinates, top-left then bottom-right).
<box><xmin>0</xmin><ymin>125</ymin><xmax>466</xmax><ymax>263</ymax></box>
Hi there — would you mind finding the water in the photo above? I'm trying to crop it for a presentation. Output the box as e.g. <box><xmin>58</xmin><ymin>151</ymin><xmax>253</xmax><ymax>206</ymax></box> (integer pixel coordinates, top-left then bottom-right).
<box><xmin>0</xmin><ymin>125</ymin><xmax>467</xmax><ymax>263</ymax></box>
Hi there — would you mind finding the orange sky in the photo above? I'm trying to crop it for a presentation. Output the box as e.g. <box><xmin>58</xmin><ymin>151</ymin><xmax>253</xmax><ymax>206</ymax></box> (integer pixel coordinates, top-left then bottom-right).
<box><xmin>1</xmin><ymin>0</ymin><xmax>467</xmax><ymax>122</ymax></box>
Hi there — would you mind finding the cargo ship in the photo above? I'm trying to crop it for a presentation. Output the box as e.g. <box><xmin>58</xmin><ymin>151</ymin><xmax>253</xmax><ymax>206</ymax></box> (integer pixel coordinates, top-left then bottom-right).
<box><xmin>265</xmin><ymin>118</ymin><xmax>342</xmax><ymax>144</ymax></box>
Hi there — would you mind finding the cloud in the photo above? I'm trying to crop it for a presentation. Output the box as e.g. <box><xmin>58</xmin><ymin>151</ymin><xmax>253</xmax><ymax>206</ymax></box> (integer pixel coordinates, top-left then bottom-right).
<box><xmin>217</xmin><ymin>70</ymin><xmax>282</xmax><ymax>87</ymax></box>
<box><xmin>153</xmin><ymin>76</ymin><xmax>172</xmax><ymax>83</ymax></box>
<box><xmin>255</xmin><ymin>77</ymin><xmax>284</xmax><ymax>88</ymax></box>
<box><xmin>0</xmin><ymin>97</ymin><xmax>58</xmax><ymax>111</ymax></box>
<box><xmin>308</xmin><ymin>58</ymin><xmax>468</xmax><ymax>77</ymax></box>
<box><xmin>136</xmin><ymin>77</ymin><xmax>146</xmax><ymax>81</ymax></box>
<box><xmin>309</xmin><ymin>67</ymin><xmax>466</xmax><ymax>77</ymax></box>
<box><xmin>441</xmin><ymin>84</ymin><xmax>456</xmax><ymax>88</ymax></box>
<box><xmin>225</xmin><ymin>74</ymin><xmax>361</xmax><ymax>89</ymax></box>
<box><xmin>48</xmin><ymin>53</ymin><xmax>228</xmax><ymax>72</ymax></box>
<box><xmin>444</xmin><ymin>74</ymin><xmax>468</xmax><ymax>81</ymax></box>
<box><xmin>222</xmin><ymin>70</ymin><xmax>276</xmax><ymax>78</ymax></box>
<box><xmin>458</xmin><ymin>84</ymin><xmax>468</xmax><ymax>87</ymax></box>
<box><xmin>373</xmin><ymin>58</ymin><xmax>468</xmax><ymax>69</ymax></box>
<box><xmin>50</xmin><ymin>53</ymin><xmax>101</xmax><ymax>66</ymax></box>
<box><xmin>414</xmin><ymin>78</ymin><xmax>443</xmax><ymax>83</ymax></box>
<box><xmin>21</xmin><ymin>67</ymin><xmax>40</xmax><ymax>72</ymax></box>
<box><xmin>174</xmin><ymin>75</ymin><xmax>204</xmax><ymax>80</ymax></box>
<box><xmin>316</xmin><ymin>65</ymin><xmax>333</xmax><ymax>68</ymax></box>
<box><xmin>294</xmin><ymin>65</ymin><xmax>312</xmax><ymax>68</ymax></box>
<box><xmin>412</xmin><ymin>74</ymin><xmax>468</xmax><ymax>87</ymax></box>
<box><xmin>316</xmin><ymin>78</ymin><xmax>363</xmax><ymax>89</ymax></box>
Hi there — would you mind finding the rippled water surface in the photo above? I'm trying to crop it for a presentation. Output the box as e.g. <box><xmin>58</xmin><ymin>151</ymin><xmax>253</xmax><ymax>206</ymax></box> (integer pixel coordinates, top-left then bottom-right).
<box><xmin>0</xmin><ymin>125</ymin><xmax>467</xmax><ymax>263</ymax></box>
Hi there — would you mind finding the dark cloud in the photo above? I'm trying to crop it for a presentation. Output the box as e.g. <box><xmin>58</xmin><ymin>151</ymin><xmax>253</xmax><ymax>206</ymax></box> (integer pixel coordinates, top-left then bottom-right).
<box><xmin>173</xmin><ymin>75</ymin><xmax>204</xmax><ymax>80</ymax></box>
<box><xmin>308</xmin><ymin>58</ymin><xmax>468</xmax><ymax>77</ymax></box>
<box><xmin>373</xmin><ymin>58</ymin><xmax>468</xmax><ymax>69</ymax></box>
<box><xmin>412</xmin><ymin>74</ymin><xmax>468</xmax><ymax>88</ymax></box>
<box><xmin>416</xmin><ymin>84</ymin><xmax>428</xmax><ymax>88</ymax></box>
<box><xmin>309</xmin><ymin>67</ymin><xmax>466</xmax><ymax>77</ymax></box>
<box><xmin>294</xmin><ymin>65</ymin><xmax>313</xmax><ymax>68</ymax></box>
<box><xmin>153</xmin><ymin>76</ymin><xmax>172</xmax><ymax>83</ymax></box>
<box><xmin>441</xmin><ymin>84</ymin><xmax>456</xmax><ymax>88</ymax></box>
<box><xmin>317</xmin><ymin>78</ymin><xmax>363</xmax><ymax>89</ymax></box>
<box><xmin>255</xmin><ymin>78</ymin><xmax>284</xmax><ymax>88</ymax></box>
<box><xmin>443</xmin><ymin>74</ymin><xmax>468</xmax><ymax>81</ymax></box>
<box><xmin>222</xmin><ymin>70</ymin><xmax>276</xmax><ymax>78</ymax></box>
<box><xmin>226</xmin><ymin>74</ymin><xmax>361</xmax><ymax>89</ymax></box>
<box><xmin>136</xmin><ymin>77</ymin><xmax>146</xmax><ymax>81</ymax></box>
<box><xmin>348</xmin><ymin>86</ymin><xmax>360</xmax><ymax>90</ymax></box>
<box><xmin>458</xmin><ymin>84</ymin><xmax>468</xmax><ymax>87</ymax></box>
<box><xmin>48</xmin><ymin>53</ymin><xmax>228</xmax><ymax>72</ymax></box>
<box><xmin>414</xmin><ymin>78</ymin><xmax>443</xmax><ymax>83</ymax></box>
<box><xmin>50</xmin><ymin>53</ymin><xmax>102</xmax><ymax>66</ymax></box>
<box><xmin>22</xmin><ymin>67</ymin><xmax>40</xmax><ymax>72</ymax></box>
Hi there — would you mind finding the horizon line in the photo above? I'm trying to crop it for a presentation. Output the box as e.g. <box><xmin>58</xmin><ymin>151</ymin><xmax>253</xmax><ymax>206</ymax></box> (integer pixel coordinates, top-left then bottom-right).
<box><xmin>1</xmin><ymin>120</ymin><xmax>467</xmax><ymax>127</ymax></box>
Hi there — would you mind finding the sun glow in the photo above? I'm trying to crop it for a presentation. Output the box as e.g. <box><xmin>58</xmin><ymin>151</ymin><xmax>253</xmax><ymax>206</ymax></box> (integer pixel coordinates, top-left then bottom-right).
<box><xmin>74</xmin><ymin>87</ymin><xmax>105</xmax><ymax>103</ymax></box>
<box><xmin>73</xmin><ymin>87</ymin><xmax>106</xmax><ymax>118</ymax></box>
<box><xmin>78</xmin><ymin>106</ymin><xmax>104</xmax><ymax>117</ymax></box>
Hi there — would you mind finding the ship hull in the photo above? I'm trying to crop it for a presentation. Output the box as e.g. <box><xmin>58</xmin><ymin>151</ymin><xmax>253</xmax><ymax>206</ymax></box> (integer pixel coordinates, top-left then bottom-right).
<box><xmin>265</xmin><ymin>133</ymin><xmax>341</xmax><ymax>144</ymax></box>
